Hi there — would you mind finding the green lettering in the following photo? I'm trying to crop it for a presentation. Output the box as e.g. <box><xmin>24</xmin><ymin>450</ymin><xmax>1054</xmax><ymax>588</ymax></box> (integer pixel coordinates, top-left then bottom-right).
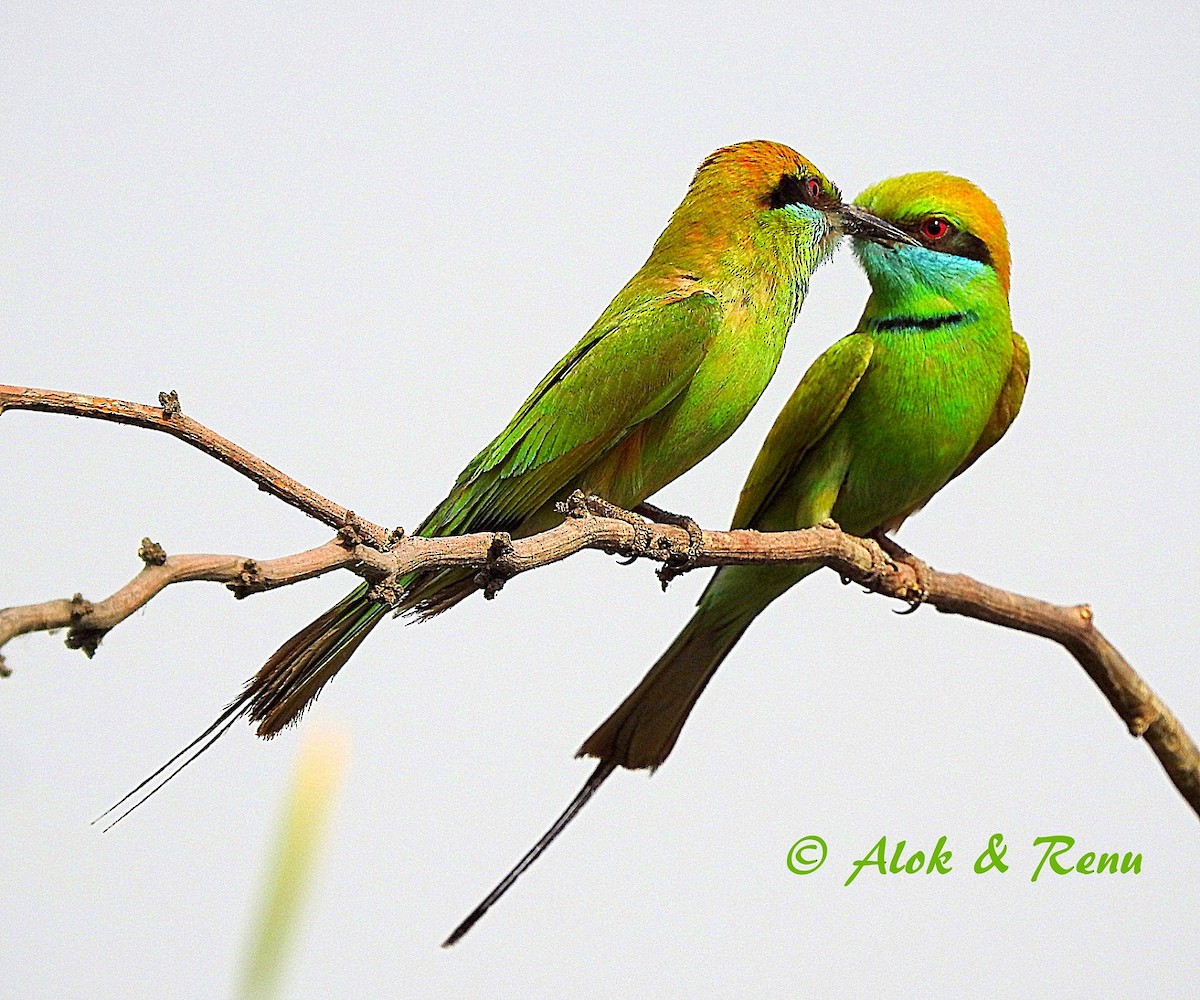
<box><xmin>928</xmin><ymin>836</ymin><xmax>953</xmax><ymax>874</ymax></box>
<box><xmin>845</xmin><ymin>837</ymin><xmax>888</xmax><ymax>886</ymax></box>
<box><xmin>974</xmin><ymin>833</ymin><xmax>1008</xmax><ymax>874</ymax></box>
<box><xmin>1031</xmin><ymin>835</ymin><xmax>1075</xmax><ymax>882</ymax></box>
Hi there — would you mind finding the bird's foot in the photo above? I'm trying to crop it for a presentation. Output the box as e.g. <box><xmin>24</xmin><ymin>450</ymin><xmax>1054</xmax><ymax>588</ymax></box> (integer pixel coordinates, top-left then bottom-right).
<box><xmin>634</xmin><ymin>501</ymin><xmax>704</xmax><ymax>590</ymax></box>
<box><xmin>871</xmin><ymin>530</ymin><xmax>931</xmax><ymax>613</ymax></box>
<box><xmin>556</xmin><ymin>491</ymin><xmax>654</xmax><ymax>563</ymax></box>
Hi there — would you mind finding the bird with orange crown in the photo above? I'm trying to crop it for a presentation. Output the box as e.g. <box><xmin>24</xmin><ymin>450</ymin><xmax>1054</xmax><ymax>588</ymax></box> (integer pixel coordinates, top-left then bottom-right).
<box><xmin>100</xmin><ymin>142</ymin><xmax>910</xmax><ymax>828</ymax></box>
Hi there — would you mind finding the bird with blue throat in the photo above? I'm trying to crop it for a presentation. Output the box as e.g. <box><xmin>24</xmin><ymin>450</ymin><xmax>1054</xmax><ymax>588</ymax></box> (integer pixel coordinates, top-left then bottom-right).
<box><xmin>444</xmin><ymin>171</ymin><xmax>1028</xmax><ymax>945</ymax></box>
<box><xmin>99</xmin><ymin>140</ymin><xmax>911</xmax><ymax>827</ymax></box>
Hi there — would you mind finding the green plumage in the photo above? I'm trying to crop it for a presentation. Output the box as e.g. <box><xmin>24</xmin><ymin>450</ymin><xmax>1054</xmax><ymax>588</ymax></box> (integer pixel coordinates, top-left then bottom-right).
<box><xmin>110</xmin><ymin>142</ymin><xmax>905</xmax><ymax>827</ymax></box>
<box><xmin>581</xmin><ymin>172</ymin><xmax>1029</xmax><ymax>770</ymax></box>
<box><xmin>232</xmin><ymin>141</ymin><xmax>876</xmax><ymax>739</ymax></box>
<box><xmin>99</xmin><ymin>151</ymin><xmax>917</xmax><ymax>831</ymax></box>
<box><xmin>441</xmin><ymin>171</ymin><xmax>1030</xmax><ymax>945</ymax></box>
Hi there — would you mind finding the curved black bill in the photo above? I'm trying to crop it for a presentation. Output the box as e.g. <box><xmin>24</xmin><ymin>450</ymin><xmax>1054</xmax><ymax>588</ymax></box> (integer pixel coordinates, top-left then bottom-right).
<box><xmin>839</xmin><ymin>204</ymin><xmax>917</xmax><ymax>247</ymax></box>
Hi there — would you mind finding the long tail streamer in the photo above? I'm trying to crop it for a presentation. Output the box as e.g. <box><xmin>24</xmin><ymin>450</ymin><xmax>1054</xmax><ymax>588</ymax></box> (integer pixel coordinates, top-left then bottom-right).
<box><xmin>443</xmin><ymin>758</ymin><xmax>619</xmax><ymax>946</ymax></box>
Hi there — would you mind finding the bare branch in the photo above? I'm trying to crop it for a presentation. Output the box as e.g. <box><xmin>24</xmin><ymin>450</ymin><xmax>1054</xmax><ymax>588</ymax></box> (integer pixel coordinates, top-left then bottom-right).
<box><xmin>0</xmin><ymin>383</ymin><xmax>395</xmax><ymax>549</ymax></box>
<box><xmin>2</xmin><ymin>384</ymin><xmax>1197</xmax><ymax>822</ymax></box>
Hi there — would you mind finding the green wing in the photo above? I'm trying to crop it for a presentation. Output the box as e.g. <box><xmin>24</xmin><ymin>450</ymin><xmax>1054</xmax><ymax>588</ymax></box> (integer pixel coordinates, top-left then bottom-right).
<box><xmin>949</xmin><ymin>330</ymin><xmax>1030</xmax><ymax>483</ymax></box>
<box><xmin>730</xmin><ymin>333</ymin><xmax>874</xmax><ymax>530</ymax></box>
<box><xmin>420</xmin><ymin>290</ymin><xmax>721</xmax><ymax>536</ymax></box>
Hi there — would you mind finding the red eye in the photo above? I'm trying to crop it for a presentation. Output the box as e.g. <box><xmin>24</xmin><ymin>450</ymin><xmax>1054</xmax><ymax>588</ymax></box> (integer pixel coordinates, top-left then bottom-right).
<box><xmin>921</xmin><ymin>217</ymin><xmax>950</xmax><ymax>241</ymax></box>
<box><xmin>805</xmin><ymin>177</ymin><xmax>823</xmax><ymax>201</ymax></box>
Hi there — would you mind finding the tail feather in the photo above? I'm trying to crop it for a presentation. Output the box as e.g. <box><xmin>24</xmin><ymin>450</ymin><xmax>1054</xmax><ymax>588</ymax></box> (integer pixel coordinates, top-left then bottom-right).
<box><xmin>579</xmin><ymin>610</ymin><xmax>752</xmax><ymax>771</ymax></box>
<box><xmin>443</xmin><ymin>759</ymin><xmax>617</xmax><ymax>947</ymax></box>
<box><xmin>247</xmin><ymin>585</ymin><xmax>388</xmax><ymax>737</ymax></box>
<box><xmin>98</xmin><ymin>585</ymin><xmax>387</xmax><ymax>829</ymax></box>
<box><xmin>403</xmin><ymin>568</ymin><xmax>482</xmax><ymax>621</ymax></box>
<box><xmin>444</xmin><ymin>605</ymin><xmax>754</xmax><ymax>944</ymax></box>
<box><xmin>92</xmin><ymin>697</ymin><xmax>252</xmax><ymax>830</ymax></box>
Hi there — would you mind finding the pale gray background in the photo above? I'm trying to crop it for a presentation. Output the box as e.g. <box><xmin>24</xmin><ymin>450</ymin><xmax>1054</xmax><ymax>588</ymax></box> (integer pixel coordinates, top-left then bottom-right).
<box><xmin>3</xmin><ymin>3</ymin><xmax>1198</xmax><ymax>997</ymax></box>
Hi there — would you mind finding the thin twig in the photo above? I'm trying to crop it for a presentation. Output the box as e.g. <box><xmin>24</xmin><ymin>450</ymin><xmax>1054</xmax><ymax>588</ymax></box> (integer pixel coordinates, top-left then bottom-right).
<box><xmin>0</xmin><ymin>384</ymin><xmax>394</xmax><ymax>549</ymax></box>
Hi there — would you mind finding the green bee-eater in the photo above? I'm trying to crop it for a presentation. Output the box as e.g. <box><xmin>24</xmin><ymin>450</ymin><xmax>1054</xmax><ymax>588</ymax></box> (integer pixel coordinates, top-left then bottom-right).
<box><xmin>104</xmin><ymin>141</ymin><xmax>909</xmax><ymax>823</ymax></box>
<box><xmin>446</xmin><ymin>172</ymin><xmax>1028</xmax><ymax>943</ymax></box>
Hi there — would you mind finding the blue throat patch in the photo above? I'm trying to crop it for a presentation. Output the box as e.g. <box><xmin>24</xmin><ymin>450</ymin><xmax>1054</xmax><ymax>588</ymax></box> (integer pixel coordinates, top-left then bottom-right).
<box><xmin>854</xmin><ymin>241</ymin><xmax>989</xmax><ymax>298</ymax></box>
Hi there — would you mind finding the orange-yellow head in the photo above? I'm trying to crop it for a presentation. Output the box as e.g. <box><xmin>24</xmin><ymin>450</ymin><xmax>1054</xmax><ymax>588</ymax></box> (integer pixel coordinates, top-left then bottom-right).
<box><xmin>854</xmin><ymin>172</ymin><xmax>1011</xmax><ymax>295</ymax></box>
<box><xmin>652</xmin><ymin>140</ymin><xmax>911</xmax><ymax>286</ymax></box>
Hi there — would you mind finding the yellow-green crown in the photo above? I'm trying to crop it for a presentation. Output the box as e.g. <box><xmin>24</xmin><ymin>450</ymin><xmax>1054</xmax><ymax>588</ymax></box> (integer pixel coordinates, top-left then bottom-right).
<box><xmin>855</xmin><ymin>172</ymin><xmax>1010</xmax><ymax>291</ymax></box>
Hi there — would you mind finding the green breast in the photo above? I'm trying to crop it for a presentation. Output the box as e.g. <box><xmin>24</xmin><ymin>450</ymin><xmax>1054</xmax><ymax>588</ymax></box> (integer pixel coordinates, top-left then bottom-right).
<box><xmin>830</xmin><ymin>318</ymin><xmax>1013</xmax><ymax>535</ymax></box>
<box><xmin>636</xmin><ymin>291</ymin><xmax>797</xmax><ymax>498</ymax></box>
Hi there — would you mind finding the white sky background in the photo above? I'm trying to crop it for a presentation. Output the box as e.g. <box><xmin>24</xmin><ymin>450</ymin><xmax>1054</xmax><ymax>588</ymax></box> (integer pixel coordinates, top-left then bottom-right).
<box><xmin>3</xmin><ymin>3</ymin><xmax>1199</xmax><ymax>996</ymax></box>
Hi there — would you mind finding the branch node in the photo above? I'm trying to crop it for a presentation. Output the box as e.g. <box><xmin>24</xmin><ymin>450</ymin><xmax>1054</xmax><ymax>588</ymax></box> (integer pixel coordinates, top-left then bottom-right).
<box><xmin>387</xmin><ymin>526</ymin><xmax>406</xmax><ymax>550</ymax></box>
<box><xmin>68</xmin><ymin>593</ymin><xmax>95</xmax><ymax>621</ymax></box>
<box><xmin>157</xmin><ymin>389</ymin><xmax>182</xmax><ymax>419</ymax></box>
<box><xmin>227</xmin><ymin>559</ymin><xmax>266</xmax><ymax>599</ymax></box>
<box><xmin>1129</xmin><ymin>707</ymin><xmax>1160</xmax><ymax>738</ymax></box>
<box><xmin>138</xmin><ymin>537</ymin><xmax>168</xmax><ymax>566</ymax></box>
<box><xmin>65</xmin><ymin>626</ymin><xmax>105</xmax><ymax>658</ymax></box>
<box><xmin>337</xmin><ymin>512</ymin><xmax>364</xmax><ymax>548</ymax></box>
<box><xmin>367</xmin><ymin>577</ymin><xmax>406</xmax><ymax>610</ymax></box>
<box><xmin>1077</xmin><ymin>604</ymin><xmax>1094</xmax><ymax>626</ymax></box>
<box><xmin>475</xmin><ymin>532</ymin><xmax>516</xmax><ymax>600</ymax></box>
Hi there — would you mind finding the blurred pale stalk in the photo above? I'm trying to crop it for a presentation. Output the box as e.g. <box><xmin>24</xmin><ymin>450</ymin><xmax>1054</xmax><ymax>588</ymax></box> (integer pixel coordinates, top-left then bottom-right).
<box><xmin>240</xmin><ymin>727</ymin><xmax>350</xmax><ymax>1000</ymax></box>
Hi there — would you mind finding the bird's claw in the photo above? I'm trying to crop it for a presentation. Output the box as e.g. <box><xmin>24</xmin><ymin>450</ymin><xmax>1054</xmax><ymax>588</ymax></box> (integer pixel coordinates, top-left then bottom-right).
<box><xmin>871</xmin><ymin>530</ymin><xmax>930</xmax><ymax>613</ymax></box>
<box><xmin>555</xmin><ymin>489</ymin><xmax>593</xmax><ymax>520</ymax></box>
<box><xmin>634</xmin><ymin>501</ymin><xmax>704</xmax><ymax>590</ymax></box>
<box><xmin>558</xmin><ymin>492</ymin><xmax>655</xmax><ymax>562</ymax></box>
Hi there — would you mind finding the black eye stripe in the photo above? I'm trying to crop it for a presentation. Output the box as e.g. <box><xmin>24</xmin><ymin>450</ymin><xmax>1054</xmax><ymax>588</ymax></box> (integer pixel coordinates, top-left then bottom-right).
<box><xmin>903</xmin><ymin>219</ymin><xmax>994</xmax><ymax>267</ymax></box>
<box><xmin>939</xmin><ymin>230</ymin><xmax>993</xmax><ymax>266</ymax></box>
<box><xmin>766</xmin><ymin>174</ymin><xmax>837</xmax><ymax>211</ymax></box>
<box><xmin>767</xmin><ymin>174</ymin><xmax>807</xmax><ymax>210</ymax></box>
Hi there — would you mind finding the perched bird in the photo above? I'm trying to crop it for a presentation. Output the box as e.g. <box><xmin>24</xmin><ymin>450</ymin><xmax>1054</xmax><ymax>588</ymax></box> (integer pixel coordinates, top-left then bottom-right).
<box><xmin>446</xmin><ymin>172</ymin><xmax>1028</xmax><ymax>944</ymax></box>
<box><xmin>102</xmin><ymin>140</ymin><xmax>910</xmax><ymax>825</ymax></box>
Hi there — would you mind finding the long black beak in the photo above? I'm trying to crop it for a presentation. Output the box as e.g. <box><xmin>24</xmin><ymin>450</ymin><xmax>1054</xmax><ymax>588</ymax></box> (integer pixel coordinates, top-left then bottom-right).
<box><xmin>838</xmin><ymin>204</ymin><xmax>917</xmax><ymax>247</ymax></box>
